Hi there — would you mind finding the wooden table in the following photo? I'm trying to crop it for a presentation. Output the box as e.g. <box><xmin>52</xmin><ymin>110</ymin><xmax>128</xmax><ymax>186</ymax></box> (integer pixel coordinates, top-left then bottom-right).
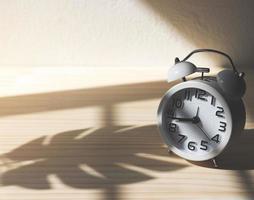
<box><xmin>0</xmin><ymin>67</ymin><xmax>253</xmax><ymax>200</ymax></box>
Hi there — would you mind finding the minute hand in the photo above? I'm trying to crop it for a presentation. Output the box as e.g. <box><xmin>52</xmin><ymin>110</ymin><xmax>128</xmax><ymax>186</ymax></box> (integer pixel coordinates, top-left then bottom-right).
<box><xmin>169</xmin><ymin>116</ymin><xmax>195</xmax><ymax>122</ymax></box>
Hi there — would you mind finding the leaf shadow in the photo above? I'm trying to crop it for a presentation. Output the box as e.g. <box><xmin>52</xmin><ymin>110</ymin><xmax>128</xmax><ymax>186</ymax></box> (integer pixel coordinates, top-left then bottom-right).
<box><xmin>0</xmin><ymin>125</ymin><xmax>187</xmax><ymax>199</ymax></box>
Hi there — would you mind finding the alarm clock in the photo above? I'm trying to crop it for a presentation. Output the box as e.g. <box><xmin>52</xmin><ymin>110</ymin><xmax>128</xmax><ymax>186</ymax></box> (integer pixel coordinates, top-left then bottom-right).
<box><xmin>157</xmin><ymin>49</ymin><xmax>246</xmax><ymax>166</ymax></box>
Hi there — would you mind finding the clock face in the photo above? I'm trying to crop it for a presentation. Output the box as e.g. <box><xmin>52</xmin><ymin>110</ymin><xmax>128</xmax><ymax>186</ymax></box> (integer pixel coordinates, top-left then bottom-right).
<box><xmin>158</xmin><ymin>81</ymin><xmax>233</xmax><ymax>161</ymax></box>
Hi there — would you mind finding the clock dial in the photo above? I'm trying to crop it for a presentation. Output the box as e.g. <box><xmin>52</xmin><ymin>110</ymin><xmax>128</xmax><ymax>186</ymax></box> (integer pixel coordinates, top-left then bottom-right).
<box><xmin>160</xmin><ymin>86</ymin><xmax>232</xmax><ymax>161</ymax></box>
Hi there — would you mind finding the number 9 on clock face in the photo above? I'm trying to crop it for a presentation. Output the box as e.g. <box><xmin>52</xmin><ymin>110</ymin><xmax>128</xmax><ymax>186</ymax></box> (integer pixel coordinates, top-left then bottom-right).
<box><xmin>157</xmin><ymin>81</ymin><xmax>233</xmax><ymax>161</ymax></box>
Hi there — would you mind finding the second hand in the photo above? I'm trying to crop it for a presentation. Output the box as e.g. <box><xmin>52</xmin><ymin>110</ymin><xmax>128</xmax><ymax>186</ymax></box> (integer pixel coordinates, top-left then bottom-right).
<box><xmin>195</xmin><ymin>123</ymin><xmax>211</xmax><ymax>140</ymax></box>
<box><xmin>194</xmin><ymin>106</ymin><xmax>211</xmax><ymax>140</ymax></box>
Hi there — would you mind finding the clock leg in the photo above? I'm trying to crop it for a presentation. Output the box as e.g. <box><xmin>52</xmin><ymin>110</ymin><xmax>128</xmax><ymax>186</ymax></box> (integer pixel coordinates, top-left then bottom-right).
<box><xmin>212</xmin><ymin>158</ymin><xmax>218</xmax><ymax>168</ymax></box>
<box><xmin>167</xmin><ymin>148</ymin><xmax>172</xmax><ymax>155</ymax></box>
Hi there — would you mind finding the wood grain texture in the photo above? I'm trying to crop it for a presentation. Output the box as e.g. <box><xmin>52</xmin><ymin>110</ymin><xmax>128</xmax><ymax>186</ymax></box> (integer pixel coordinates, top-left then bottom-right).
<box><xmin>0</xmin><ymin>67</ymin><xmax>253</xmax><ymax>200</ymax></box>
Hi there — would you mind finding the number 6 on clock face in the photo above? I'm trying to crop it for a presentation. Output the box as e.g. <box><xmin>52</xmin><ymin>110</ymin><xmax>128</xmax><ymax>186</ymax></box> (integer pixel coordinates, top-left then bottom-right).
<box><xmin>157</xmin><ymin>81</ymin><xmax>233</xmax><ymax>161</ymax></box>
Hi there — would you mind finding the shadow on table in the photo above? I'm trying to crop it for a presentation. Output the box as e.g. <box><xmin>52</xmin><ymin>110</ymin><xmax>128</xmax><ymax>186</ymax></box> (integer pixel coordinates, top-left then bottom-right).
<box><xmin>192</xmin><ymin>129</ymin><xmax>254</xmax><ymax>199</ymax></box>
<box><xmin>0</xmin><ymin>79</ymin><xmax>189</xmax><ymax>199</ymax></box>
<box><xmin>0</xmin><ymin>125</ymin><xmax>187</xmax><ymax>199</ymax></box>
<box><xmin>217</xmin><ymin>129</ymin><xmax>254</xmax><ymax>170</ymax></box>
<box><xmin>0</xmin><ymin>76</ymin><xmax>253</xmax><ymax>199</ymax></box>
<box><xmin>191</xmin><ymin>129</ymin><xmax>254</xmax><ymax>170</ymax></box>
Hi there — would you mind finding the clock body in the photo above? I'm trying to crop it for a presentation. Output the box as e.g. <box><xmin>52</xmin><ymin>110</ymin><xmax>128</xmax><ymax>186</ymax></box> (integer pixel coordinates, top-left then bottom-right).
<box><xmin>157</xmin><ymin>78</ymin><xmax>245</xmax><ymax>161</ymax></box>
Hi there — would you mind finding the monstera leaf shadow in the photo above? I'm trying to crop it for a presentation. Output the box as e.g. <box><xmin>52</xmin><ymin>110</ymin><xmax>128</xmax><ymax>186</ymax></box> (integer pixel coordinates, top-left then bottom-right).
<box><xmin>1</xmin><ymin>125</ymin><xmax>187</xmax><ymax>199</ymax></box>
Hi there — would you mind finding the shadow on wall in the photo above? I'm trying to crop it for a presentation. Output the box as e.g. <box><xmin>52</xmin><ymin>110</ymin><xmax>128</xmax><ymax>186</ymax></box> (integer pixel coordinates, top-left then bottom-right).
<box><xmin>0</xmin><ymin>81</ymin><xmax>170</xmax><ymax>118</ymax></box>
<box><xmin>142</xmin><ymin>0</ymin><xmax>254</xmax><ymax>69</ymax></box>
<box><xmin>142</xmin><ymin>0</ymin><xmax>254</xmax><ymax>121</ymax></box>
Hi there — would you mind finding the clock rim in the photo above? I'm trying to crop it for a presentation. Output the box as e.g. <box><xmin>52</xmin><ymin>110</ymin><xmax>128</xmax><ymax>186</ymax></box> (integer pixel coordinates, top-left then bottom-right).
<box><xmin>157</xmin><ymin>80</ymin><xmax>233</xmax><ymax>161</ymax></box>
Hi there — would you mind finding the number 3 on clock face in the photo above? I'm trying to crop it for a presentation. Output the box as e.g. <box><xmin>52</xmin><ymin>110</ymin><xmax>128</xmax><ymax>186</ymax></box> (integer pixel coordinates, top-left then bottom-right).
<box><xmin>157</xmin><ymin>81</ymin><xmax>233</xmax><ymax>161</ymax></box>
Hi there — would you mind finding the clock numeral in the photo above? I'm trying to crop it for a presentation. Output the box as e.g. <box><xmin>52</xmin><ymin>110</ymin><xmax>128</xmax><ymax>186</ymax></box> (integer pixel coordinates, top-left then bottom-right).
<box><xmin>188</xmin><ymin>141</ymin><xmax>197</xmax><ymax>151</ymax></box>
<box><xmin>219</xmin><ymin>121</ymin><xmax>227</xmax><ymax>132</ymax></box>
<box><xmin>177</xmin><ymin>134</ymin><xmax>186</xmax><ymax>143</ymax></box>
<box><xmin>184</xmin><ymin>89</ymin><xmax>192</xmax><ymax>101</ymax></box>
<box><xmin>211</xmin><ymin>96</ymin><xmax>216</xmax><ymax>106</ymax></box>
<box><xmin>216</xmin><ymin>106</ymin><xmax>224</xmax><ymax>118</ymax></box>
<box><xmin>168</xmin><ymin>123</ymin><xmax>177</xmax><ymax>132</ymax></box>
<box><xmin>200</xmin><ymin>140</ymin><xmax>208</xmax><ymax>151</ymax></box>
<box><xmin>195</xmin><ymin>89</ymin><xmax>207</xmax><ymax>101</ymax></box>
<box><xmin>211</xmin><ymin>134</ymin><xmax>220</xmax><ymax>143</ymax></box>
<box><xmin>167</xmin><ymin>109</ymin><xmax>175</xmax><ymax>118</ymax></box>
<box><xmin>172</xmin><ymin>98</ymin><xmax>183</xmax><ymax>109</ymax></box>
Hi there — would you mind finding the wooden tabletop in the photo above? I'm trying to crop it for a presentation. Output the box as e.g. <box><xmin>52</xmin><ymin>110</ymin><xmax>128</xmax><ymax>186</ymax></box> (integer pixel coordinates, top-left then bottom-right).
<box><xmin>0</xmin><ymin>67</ymin><xmax>253</xmax><ymax>200</ymax></box>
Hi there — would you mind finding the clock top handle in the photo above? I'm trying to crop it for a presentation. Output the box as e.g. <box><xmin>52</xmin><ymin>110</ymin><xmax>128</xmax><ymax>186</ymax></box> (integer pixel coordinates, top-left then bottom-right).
<box><xmin>167</xmin><ymin>48</ymin><xmax>246</xmax><ymax>99</ymax></box>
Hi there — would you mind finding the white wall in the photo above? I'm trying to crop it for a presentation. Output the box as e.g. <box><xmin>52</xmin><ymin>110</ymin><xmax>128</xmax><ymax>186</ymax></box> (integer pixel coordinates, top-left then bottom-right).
<box><xmin>0</xmin><ymin>0</ymin><xmax>253</xmax><ymax>120</ymax></box>
<box><xmin>0</xmin><ymin>0</ymin><xmax>227</xmax><ymax>68</ymax></box>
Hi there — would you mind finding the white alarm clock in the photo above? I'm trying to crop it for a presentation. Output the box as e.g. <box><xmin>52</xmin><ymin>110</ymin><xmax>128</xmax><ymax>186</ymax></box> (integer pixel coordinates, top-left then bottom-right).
<box><xmin>157</xmin><ymin>49</ymin><xmax>246</xmax><ymax>165</ymax></box>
